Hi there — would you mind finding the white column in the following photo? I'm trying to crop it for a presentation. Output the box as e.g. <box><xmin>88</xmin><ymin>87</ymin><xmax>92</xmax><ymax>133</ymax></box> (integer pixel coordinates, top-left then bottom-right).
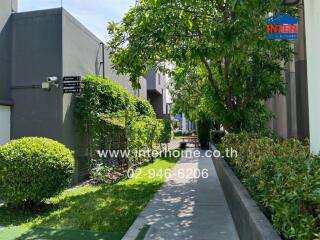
<box><xmin>0</xmin><ymin>105</ymin><xmax>11</xmax><ymax>145</ymax></box>
<box><xmin>304</xmin><ymin>0</ymin><xmax>320</xmax><ymax>154</ymax></box>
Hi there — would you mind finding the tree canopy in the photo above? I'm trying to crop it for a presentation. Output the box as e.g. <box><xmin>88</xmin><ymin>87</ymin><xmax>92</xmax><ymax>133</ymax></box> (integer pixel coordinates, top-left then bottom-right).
<box><xmin>108</xmin><ymin>0</ymin><xmax>296</xmax><ymax>133</ymax></box>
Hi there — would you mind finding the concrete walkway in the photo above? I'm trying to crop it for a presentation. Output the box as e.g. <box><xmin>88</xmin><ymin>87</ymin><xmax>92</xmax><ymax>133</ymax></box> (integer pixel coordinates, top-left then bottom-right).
<box><xmin>123</xmin><ymin>149</ymin><xmax>239</xmax><ymax>240</ymax></box>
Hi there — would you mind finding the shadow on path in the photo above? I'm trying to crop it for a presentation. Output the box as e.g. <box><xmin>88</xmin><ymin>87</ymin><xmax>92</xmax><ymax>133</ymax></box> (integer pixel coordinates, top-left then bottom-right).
<box><xmin>123</xmin><ymin>149</ymin><xmax>239</xmax><ymax>240</ymax></box>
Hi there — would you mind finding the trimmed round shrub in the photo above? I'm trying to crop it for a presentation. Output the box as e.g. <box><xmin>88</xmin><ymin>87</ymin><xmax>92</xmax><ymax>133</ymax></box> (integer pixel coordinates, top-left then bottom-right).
<box><xmin>0</xmin><ymin>137</ymin><xmax>74</xmax><ymax>206</ymax></box>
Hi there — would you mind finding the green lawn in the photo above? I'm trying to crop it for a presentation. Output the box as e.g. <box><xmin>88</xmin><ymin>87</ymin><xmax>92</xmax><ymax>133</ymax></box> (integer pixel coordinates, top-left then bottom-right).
<box><xmin>0</xmin><ymin>153</ymin><xmax>180</xmax><ymax>240</ymax></box>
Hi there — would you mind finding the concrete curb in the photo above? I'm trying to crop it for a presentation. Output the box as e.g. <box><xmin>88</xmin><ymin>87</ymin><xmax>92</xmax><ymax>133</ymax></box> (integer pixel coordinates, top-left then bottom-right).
<box><xmin>210</xmin><ymin>144</ymin><xmax>281</xmax><ymax>240</ymax></box>
<box><xmin>121</xmin><ymin>201</ymin><xmax>153</xmax><ymax>240</ymax></box>
<box><xmin>0</xmin><ymin>202</ymin><xmax>5</xmax><ymax>231</ymax></box>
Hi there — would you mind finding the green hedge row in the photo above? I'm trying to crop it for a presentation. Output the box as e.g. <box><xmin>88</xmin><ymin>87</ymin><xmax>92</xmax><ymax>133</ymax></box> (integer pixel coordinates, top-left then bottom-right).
<box><xmin>220</xmin><ymin>133</ymin><xmax>319</xmax><ymax>240</ymax></box>
<box><xmin>75</xmin><ymin>75</ymin><xmax>172</xmax><ymax>165</ymax></box>
<box><xmin>75</xmin><ymin>74</ymin><xmax>149</xmax><ymax>121</ymax></box>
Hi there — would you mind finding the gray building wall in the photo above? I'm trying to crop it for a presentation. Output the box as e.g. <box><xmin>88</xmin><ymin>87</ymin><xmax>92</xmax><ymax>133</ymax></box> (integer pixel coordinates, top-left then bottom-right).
<box><xmin>286</xmin><ymin>57</ymin><xmax>298</xmax><ymax>138</ymax></box>
<box><xmin>0</xmin><ymin>6</ymin><xmax>148</xmax><ymax>183</ymax></box>
<box><xmin>61</xmin><ymin>9</ymin><xmax>147</xmax><ymax>153</ymax></box>
<box><xmin>145</xmin><ymin>69</ymin><xmax>167</xmax><ymax>118</ymax></box>
<box><xmin>10</xmin><ymin>9</ymin><xmax>63</xmax><ymax>141</ymax></box>
<box><xmin>267</xmin><ymin>59</ymin><xmax>297</xmax><ymax>139</ymax></box>
<box><xmin>267</xmin><ymin>6</ymin><xmax>309</xmax><ymax>140</ymax></box>
<box><xmin>7</xmin><ymin>8</ymin><xmax>147</xmax><ymax>143</ymax></box>
<box><xmin>295</xmin><ymin>6</ymin><xmax>309</xmax><ymax>139</ymax></box>
<box><xmin>62</xmin><ymin>10</ymin><xmax>145</xmax><ymax>98</ymax></box>
<box><xmin>145</xmin><ymin>68</ymin><xmax>166</xmax><ymax>94</ymax></box>
<box><xmin>0</xmin><ymin>0</ymin><xmax>17</xmax><ymax>104</ymax></box>
<box><xmin>138</xmin><ymin>76</ymin><xmax>147</xmax><ymax>99</ymax></box>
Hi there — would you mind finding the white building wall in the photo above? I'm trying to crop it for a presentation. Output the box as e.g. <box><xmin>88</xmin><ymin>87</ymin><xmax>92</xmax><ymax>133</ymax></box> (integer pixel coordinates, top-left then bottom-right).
<box><xmin>304</xmin><ymin>0</ymin><xmax>320</xmax><ymax>154</ymax></box>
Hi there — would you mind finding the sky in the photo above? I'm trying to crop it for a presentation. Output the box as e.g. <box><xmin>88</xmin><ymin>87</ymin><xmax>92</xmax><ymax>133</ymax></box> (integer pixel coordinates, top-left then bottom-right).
<box><xmin>18</xmin><ymin>0</ymin><xmax>135</xmax><ymax>41</ymax></box>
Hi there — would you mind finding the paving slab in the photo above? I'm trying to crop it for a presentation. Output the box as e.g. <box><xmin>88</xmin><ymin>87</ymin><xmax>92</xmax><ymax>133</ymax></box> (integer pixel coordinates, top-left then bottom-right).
<box><xmin>123</xmin><ymin>149</ymin><xmax>239</xmax><ymax>240</ymax></box>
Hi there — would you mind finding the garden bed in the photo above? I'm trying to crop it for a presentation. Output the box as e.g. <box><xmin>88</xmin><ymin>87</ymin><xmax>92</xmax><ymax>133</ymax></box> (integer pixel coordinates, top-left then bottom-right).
<box><xmin>218</xmin><ymin>133</ymin><xmax>320</xmax><ymax>240</ymax></box>
<box><xmin>210</xmin><ymin>143</ymin><xmax>280</xmax><ymax>240</ymax></box>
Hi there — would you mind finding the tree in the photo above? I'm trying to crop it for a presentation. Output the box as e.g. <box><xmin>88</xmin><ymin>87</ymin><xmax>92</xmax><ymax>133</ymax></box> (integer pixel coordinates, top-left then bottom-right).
<box><xmin>108</xmin><ymin>0</ymin><xmax>296</xmax><ymax>133</ymax></box>
<box><xmin>159</xmin><ymin>119</ymin><xmax>173</xmax><ymax>150</ymax></box>
<box><xmin>169</xmin><ymin>64</ymin><xmax>204</xmax><ymax>121</ymax></box>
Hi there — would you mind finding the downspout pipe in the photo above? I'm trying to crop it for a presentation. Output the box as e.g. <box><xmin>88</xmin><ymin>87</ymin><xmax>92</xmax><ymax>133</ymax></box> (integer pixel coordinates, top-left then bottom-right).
<box><xmin>100</xmin><ymin>42</ymin><xmax>105</xmax><ymax>78</ymax></box>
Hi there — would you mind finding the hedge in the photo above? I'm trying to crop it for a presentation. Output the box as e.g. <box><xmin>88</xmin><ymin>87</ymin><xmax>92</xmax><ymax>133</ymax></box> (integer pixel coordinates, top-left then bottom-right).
<box><xmin>220</xmin><ymin>133</ymin><xmax>319</xmax><ymax>240</ymax></box>
<box><xmin>159</xmin><ymin>119</ymin><xmax>173</xmax><ymax>146</ymax></box>
<box><xmin>134</xmin><ymin>97</ymin><xmax>156</xmax><ymax>117</ymax></box>
<box><xmin>0</xmin><ymin>138</ymin><xmax>74</xmax><ymax>207</ymax></box>
<box><xmin>75</xmin><ymin>75</ymin><xmax>165</xmax><ymax>169</ymax></box>
<box><xmin>75</xmin><ymin>75</ymin><xmax>135</xmax><ymax>121</ymax></box>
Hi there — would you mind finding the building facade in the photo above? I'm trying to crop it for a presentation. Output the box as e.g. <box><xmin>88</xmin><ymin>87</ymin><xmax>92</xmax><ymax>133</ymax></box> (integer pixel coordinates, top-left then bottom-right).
<box><xmin>304</xmin><ymin>0</ymin><xmax>320</xmax><ymax>153</ymax></box>
<box><xmin>267</xmin><ymin>5</ymin><xmax>309</xmax><ymax>140</ymax></box>
<box><xmin>271</xmin><ymin>0</ymin><xmax>320</xmax><ymax>153</ymax></box>
<box><xmin>144</xmin><ymin>69</ymin><xmax>168</xmax><ymax>118</ymax></box>
<box><xmin>0</xmin><ymin>1</ymin><xmax>148</xmax><ymax>144</ymax></box>
<box><xmin>0</xmin><ymin>1</ymin><xmax>152</xmax><ymax>182</ymax></box>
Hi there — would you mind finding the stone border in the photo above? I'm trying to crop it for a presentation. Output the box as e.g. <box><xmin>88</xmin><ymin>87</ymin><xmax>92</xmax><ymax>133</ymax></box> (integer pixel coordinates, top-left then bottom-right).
<box><xmin>210</xmin><ymin>144</ymin><xmax>281</xmax><ymax>240</ymax></box>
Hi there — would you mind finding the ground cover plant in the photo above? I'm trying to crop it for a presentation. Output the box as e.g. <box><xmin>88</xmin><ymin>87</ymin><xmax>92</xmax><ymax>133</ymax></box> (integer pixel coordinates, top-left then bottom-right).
<box><xmin>0</xmin><ymin>152</ymin><xmax>181</xmax><ymax>240</ymax></box>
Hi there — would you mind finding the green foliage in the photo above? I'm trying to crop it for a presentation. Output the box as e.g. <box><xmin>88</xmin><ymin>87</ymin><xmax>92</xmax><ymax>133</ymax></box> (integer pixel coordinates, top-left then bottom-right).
<box><xmin>0</xmin><ymin>138</ymin><xmax>74</xmax><ymax>206</ymax></box>
<box><xmin>210</xmin><ymin>130</ymin><xmax>226</xmax><ymax>144</ymax></box>
<box><xmin>257</xmin><ymin>156</ymin><xmax>320</xmax><ymax>240</ymax></box>
<box><xmin>0</xmin><ymin>153</ymin><xmax>181</xmax><ymax>235</ymax></box>
<box><xmin>75</xmin><ymin>74</ymin><xmax>135</xmax><ymax>125</ymax></box>
<box><xmin>221</xmin><ymin>133</ymin><xmax>320</xmax><ymax>240</ymax></box>
<box><xmin>128</xmin><ymin>117</ymin><xmax>162</xmax><ymax>162</ymax></box>
<box><xmin>159</xmin><ymin>119</ymin><xmax>173</xmax><ymax>144</ymax></box>
<box><xmin>134</xmin><ymin>97</ymin><xmax>156</xmax><ymax>117</ymax></box>
<box><xmin>108</xmin><ymin>0</ymin><xmax>296</xmax><ymax>133</ymax></box>
<box><xmin>196</xmin><ymin>116</ymin><xmax>211</xmax><ymax>149</ymax></box>
<box><xmin>75</xmin><ymin>75</ymin><xmax>160</xmax><ymax>167</ymax></box>
<box><xmin>90</xmin><ymin>163</ymin><xmax>114</xmax><ymax>184</ymax></box>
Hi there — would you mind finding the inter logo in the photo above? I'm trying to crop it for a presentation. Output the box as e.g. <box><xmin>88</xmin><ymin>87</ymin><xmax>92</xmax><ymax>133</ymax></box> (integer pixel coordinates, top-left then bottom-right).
<box><xmin>266</xmin><ymin>13</ymin><xmax>299</xmax><ymax>40</ymax></box>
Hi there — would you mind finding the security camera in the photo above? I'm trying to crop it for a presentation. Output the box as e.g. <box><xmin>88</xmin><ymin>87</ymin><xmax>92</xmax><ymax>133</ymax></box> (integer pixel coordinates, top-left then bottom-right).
<box><xmin>47</xmin><ymin>76</ymin><xmax>59</xmax><ymax>83</ymax></box>
<box><xmin>43</xmin><ymin>76</ymin><xmax>59</xmax><ymax>89</ymax></box>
